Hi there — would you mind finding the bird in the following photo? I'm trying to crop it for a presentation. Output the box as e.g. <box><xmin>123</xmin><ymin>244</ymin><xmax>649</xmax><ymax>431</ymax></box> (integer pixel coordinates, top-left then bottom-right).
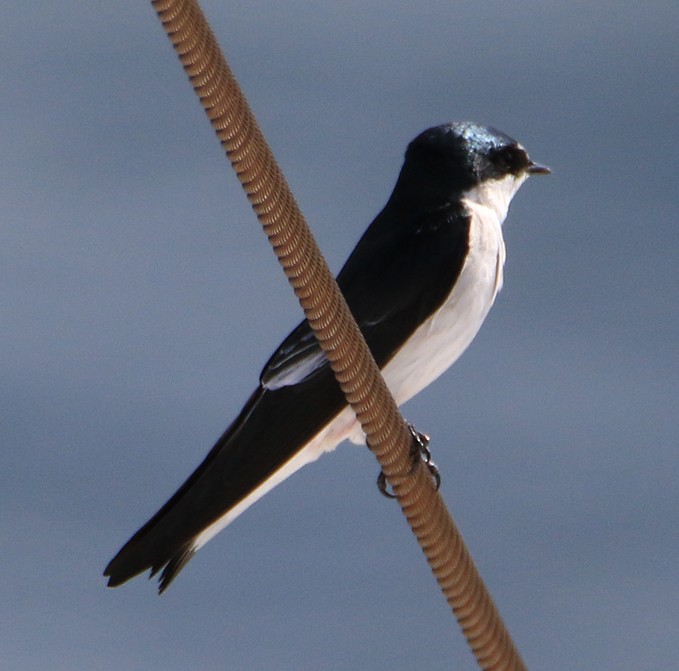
<box><xmin>104</xmin><ymin>121</ymin><xmax>550</xmax><ymax>592</ymax></box>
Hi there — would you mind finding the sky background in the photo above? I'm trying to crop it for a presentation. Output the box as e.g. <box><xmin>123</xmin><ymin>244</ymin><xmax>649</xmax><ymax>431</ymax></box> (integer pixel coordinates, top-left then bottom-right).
<box><xmin>2</xmin><ymin>1</ymin><xmax>677</xmax><ymax>669</ymax></box>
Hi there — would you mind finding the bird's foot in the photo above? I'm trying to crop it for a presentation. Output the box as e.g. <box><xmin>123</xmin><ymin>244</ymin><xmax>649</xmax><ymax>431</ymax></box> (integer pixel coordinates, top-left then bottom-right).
<box><xmin>376</xmin><ymin>424</ymin><xmax>440</xmax><ymax>499</ymax></box>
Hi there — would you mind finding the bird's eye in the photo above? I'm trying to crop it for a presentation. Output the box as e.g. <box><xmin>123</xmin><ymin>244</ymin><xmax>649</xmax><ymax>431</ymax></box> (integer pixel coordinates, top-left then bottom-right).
<box><xmin>493</xmin><ymin>147</ymin><xmax>518</xmax><ymax>172</ymax></box>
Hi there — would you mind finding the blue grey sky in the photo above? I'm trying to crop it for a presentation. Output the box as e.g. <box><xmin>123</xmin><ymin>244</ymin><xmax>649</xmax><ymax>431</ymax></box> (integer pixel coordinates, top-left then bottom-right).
<box><xmin>2</xmin><ymin>1</ymin><xmax>677</xmax><ymax>669</ymax></box>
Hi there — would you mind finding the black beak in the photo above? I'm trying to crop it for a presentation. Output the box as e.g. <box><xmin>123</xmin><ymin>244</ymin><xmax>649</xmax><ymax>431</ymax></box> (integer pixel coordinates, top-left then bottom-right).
<box><xmin>527</xmin><ymin>161</ymin><xmax>551</xmax><ymax>175</ymax></box>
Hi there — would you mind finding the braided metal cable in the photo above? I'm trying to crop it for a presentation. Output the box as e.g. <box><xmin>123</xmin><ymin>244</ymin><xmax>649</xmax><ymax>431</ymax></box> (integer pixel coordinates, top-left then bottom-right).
<box><xmin>150</xmin><ymin>1</ymin><xmax>527</xmax><ymax>668</ymax></box>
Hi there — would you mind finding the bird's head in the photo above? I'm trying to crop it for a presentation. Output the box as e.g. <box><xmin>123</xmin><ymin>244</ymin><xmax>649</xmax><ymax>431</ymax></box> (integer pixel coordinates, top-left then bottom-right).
<box><xmin>394</xmin><ymin>121</ymin><xmax>549</xmax><ymax>212</ymax></box>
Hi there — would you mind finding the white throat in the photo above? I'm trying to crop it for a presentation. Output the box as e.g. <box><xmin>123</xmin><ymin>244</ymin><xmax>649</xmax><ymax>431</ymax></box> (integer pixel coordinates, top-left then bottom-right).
<box><xmin>461</xmin><ymin>173</ymin><xmax>528</xmax><ymax>224</ymax></box>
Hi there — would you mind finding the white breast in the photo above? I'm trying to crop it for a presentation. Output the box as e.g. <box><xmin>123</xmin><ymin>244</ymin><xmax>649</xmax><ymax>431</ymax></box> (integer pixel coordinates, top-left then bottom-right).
<box><xmin>381</xmin><ymin>172</ymin><xmax>528</xmax><ymax>410</ymax></box>
<box><xmin>379</xmin><ymin>191</ymin><xmax>506</xmax><ymax>406</ymax></box>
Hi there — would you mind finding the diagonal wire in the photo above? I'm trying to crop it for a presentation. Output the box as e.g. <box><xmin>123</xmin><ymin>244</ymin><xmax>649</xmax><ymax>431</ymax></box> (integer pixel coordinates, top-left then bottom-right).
<box><xmin>149</xmin><ymin>1</ymin><xmax>527</xmax><ymax>668</ymax></box>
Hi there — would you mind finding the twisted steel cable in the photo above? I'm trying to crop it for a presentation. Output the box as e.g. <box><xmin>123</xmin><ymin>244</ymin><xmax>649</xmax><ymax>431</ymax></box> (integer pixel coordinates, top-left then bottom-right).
<box><xmin>149</xmin><ymin>1</ymin><xmax>527</xmax><ymax>668</ymax></box>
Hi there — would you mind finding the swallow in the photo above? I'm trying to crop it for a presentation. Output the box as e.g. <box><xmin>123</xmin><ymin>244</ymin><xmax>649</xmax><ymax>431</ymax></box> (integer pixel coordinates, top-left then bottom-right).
<box><xmin>105</xmin><ymin>121</ymin><xmax>549</xmax><ymax>592</ymax></box>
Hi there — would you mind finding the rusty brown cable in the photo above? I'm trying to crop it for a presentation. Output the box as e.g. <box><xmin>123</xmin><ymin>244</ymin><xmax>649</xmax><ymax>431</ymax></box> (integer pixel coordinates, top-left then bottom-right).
<box><xmin>149</xmin><ymin>1</ymin><xmax>527</xmax><ymax>668</ymax></box>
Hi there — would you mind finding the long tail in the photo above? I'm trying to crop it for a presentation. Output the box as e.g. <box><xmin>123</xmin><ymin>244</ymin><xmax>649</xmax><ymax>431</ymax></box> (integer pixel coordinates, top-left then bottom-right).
<box><xmin>104</xmin><ymin>373</ymin><xmax>346</xmax><ymax>592</ymax></box>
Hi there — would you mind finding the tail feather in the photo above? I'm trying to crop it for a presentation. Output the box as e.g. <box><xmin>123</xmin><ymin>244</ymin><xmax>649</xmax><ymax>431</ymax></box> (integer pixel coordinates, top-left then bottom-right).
<box><xmin>156</xmin><ymin>543</ymin><xmax>196</xmax><ymax>594</ymax></box>
<box><xmin>104</xmin><ymin>371</ymin><xmax>346</xmax><ymax>590</ymax></box>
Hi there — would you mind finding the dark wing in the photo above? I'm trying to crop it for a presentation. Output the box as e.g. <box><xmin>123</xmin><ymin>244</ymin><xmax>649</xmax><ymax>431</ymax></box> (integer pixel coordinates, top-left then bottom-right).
<box><xmin>104</xmin><ymin>202</ymin><xmax>470</xmax><ymax>591</ymax></box>
<box><xmin>262</xmin><ymin>201</ymin><xmax>471</xmax><ymax>386</ymax></box>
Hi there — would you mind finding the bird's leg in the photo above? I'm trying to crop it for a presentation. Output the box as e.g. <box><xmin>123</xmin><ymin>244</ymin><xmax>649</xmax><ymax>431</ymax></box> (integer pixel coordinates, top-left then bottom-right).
<box><xmin>408</xmin><ymin>424</ymin><xmax>441</xmax><ymax>490</ymax></box>
<box><xmin>376</xmin><ymin>424</ymin><xmax>440</xmax><ymax>498</ymax></box>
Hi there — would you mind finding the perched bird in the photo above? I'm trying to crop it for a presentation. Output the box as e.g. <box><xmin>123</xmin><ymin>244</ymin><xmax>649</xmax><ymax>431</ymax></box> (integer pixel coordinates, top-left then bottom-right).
<box><xmin>105</xmin><ymin>121</ymin><xmax>549</xmax><ymax>592</ymax></box>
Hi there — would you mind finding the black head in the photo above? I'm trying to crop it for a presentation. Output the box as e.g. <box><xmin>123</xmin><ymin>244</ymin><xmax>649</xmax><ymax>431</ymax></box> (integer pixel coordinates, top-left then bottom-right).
<box><xmin>392</xmin><ymin>121</ymin><xmax>549</xmax><ymax>208</ymax></box>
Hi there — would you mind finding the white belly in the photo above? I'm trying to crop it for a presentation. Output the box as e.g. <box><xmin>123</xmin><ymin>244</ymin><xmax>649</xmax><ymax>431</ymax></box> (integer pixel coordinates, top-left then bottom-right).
<box><xmin>381</xmin><ymin>203</ymin><xmax>506</xmax><ymax>408</ymax></box>
<box><xmin>320</xmin><ymin>194</ymin><xmax>509</xmax><ymax>447</ymax></box>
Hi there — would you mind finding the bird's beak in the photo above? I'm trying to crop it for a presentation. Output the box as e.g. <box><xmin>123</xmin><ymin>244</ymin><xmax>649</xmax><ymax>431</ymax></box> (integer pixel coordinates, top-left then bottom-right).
<box><xmin>527</xmin><ymin>161</ymin><xmax>551</xmax><ymax>175</ymax></box>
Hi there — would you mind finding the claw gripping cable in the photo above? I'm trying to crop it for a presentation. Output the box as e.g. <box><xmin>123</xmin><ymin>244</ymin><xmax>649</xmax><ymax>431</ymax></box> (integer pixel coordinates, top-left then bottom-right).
<box><xmin>149</xmin><ymin>1</ymin><xmax>527</xmax><ymax>668</ymax></box>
